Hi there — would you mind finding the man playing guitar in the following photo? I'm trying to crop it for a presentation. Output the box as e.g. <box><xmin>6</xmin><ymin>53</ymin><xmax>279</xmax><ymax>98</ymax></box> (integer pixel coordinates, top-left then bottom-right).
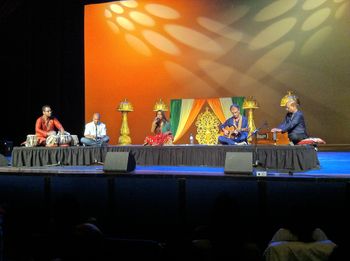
<box><xmin>218</xmin><ymin>104</ymin><xmax>249</xmax><ymax>145</ymax></box>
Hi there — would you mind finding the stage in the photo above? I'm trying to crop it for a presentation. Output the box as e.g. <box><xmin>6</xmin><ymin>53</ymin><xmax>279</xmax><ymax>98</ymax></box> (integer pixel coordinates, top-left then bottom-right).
<box><xmin>11</xmin><ymin>144</ymin><xmax>319</xmax><ymax>172</ymax></box>
<box><xmin>1</xmin><ymin>151</ymin><xmax>350</xmax><ymax>176</ymax></box>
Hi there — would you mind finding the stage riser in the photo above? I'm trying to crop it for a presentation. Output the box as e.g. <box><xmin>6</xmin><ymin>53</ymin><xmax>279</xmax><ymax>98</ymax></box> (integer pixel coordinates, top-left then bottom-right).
<box><xmin>11</xmin><ymin>145</ymin><xmax>319</xmax><ymax>171</ymax></box>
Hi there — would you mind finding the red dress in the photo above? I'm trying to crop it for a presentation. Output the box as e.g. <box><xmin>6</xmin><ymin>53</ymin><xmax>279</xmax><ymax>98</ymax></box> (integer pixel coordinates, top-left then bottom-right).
<box><xmin>144</xmin><ymin>121</ymin><xmax>173</xmax><ymax>146</ymax></box>
<box><xmin>35</xmin><ymin>116</ymin><xmax>63</xmax><ymax>145</ymax></box>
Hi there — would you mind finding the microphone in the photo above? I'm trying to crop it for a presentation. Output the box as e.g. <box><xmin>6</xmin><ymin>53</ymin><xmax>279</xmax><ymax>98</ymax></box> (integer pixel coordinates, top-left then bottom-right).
<box><xmin>252</xmin><ymin>128</ymin><xmax>259</xmax><ymax>135</ymax></box>
<box><xmin>252</xmin><ymin>121</ymin><xmax>268</xmax><ymax>135</ymax></box>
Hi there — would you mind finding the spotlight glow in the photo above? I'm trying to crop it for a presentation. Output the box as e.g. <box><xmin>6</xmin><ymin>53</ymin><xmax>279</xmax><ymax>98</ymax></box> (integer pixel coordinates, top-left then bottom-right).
<box><xmin>254</xmin><ymin>0</ymin><xmax>297</xmax><ymax>22</ymax></box>
<box><xmin>125</xmin><ymin>34</ymin><xmax>152</xmax><ymax>56</ymax></box>
<box><xmin>301</xmin><ymin>26</ymin><xmax>332</xmax><ymax>56</ymax></box>
<box><xmin>164</xmin><ymin>61</ymin><xmax>216</xmax><ymax>96</ymax></box>
<box><xmin>301</xmin><ymin>8</ymin><xmax>331</xmax><ymax>31</ymax></box>
<box><xmin>106</xmin><ymin>21</ymin><xmax>120</xmax><ymax>34</ymax></box>
<box><xmin>143</xmin><ymin>30</ymin><xmax>180</xmax><ymax>55</ymax></box>
<box><xmin>247</xmin><ymin>41</ymin><xmax>295</xmax><ymax>80</ymax></box>
<box><xmin>302</xmin><ymin>0</ymin><xmax>327</xmax><ymax>10</ymax></box>
<box><xmin>250</xmin><ymin>18</ymin><xmax>297</xmax><ymax>50</ymax></box>
<box><xmin>116</xmin><ymin>17</ymin><xmax>135</xmax><ymax>31</ymax></box>
<box><xmin>335</xmin><ymin>2</ymin><xmax>350</xmax><ymax>19</ymax></box>
<box><xmin>110</xmin><ymin>4</ymin><xmax>124</xmax><ymax>14</ymax></box>
<box><xmin>104</xmin><ymin>9</ymin><xmax>112</xmax><ymax>18</ymax></box>
<box><xmin>129</xmin><ymin>11</ymin><xmax>155</xmax><ymax>27</ymax></box>
<box><xmin>197</xmin><ymin>17</ymin><xmax>243</xmax><ymax>42</ymax></box>
<box><xmin>144</xmin><ymin>4</ymin><xmax>180</xmax><ymax>19</ymax></box>
<box><xmin>120</xmin><ymin>0</ymin><xmax>138</xmax><ymax>8</ymax></box>
<box><xmin>198</xmin><ymin>59</ymin><xmax>235</xmax><ymax>88</ymax></box>
<box><xmin>164</xmin><ymin>24</ymin><xmax>223</xmax><ymax>54</ymax></box>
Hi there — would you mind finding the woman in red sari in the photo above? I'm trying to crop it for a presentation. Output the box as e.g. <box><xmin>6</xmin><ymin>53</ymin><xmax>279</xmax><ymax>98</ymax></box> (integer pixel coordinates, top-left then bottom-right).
<box><xmin>144</xmin><ymin>110</ymin><xmax>173</xmax><ymax>146</ymax></box>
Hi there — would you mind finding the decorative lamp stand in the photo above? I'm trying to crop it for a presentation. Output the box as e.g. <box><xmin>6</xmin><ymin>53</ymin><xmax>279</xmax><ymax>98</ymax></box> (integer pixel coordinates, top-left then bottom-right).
<box><xmin>242</xmin><ymin>96</ymin><xmax>259</xmax><ymax>144</ymax></box>
<box><xmin>153</xmin><ymin>98</ymin><xmax>168</xmax><ymax>112</ymax></box>
<box><xmin>280</xmin><ymin>90</ymin><xmax>299</xmax><ymax>107</ymax></box>
<box><xmin>117</xmin><ymin>99</ymin><xmax>133</xmax><ymax>145</ymax></box>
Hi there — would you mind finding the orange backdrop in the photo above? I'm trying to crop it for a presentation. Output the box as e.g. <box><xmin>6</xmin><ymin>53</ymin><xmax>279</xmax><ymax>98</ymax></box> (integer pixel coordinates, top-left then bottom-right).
<box><xmin>85</xmin><ymin>0</ymin><xmax>350</xmax><ymax>144</ymax></box>
<box><xmin>85</xmin><ymin>0</ymin><xmax>235</xmax><ymax>144</ymax></box>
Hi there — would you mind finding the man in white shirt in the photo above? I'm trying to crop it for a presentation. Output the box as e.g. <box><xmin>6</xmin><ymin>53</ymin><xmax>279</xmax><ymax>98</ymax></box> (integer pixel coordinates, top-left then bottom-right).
<box><xmin>80</xmin><ymin>113</ymin><xmax>110</xmax><ymax>146</ymax></box>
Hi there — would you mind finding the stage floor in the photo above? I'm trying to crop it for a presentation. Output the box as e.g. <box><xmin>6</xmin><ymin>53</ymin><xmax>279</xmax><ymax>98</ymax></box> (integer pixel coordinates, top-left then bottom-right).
<box><xmin>1</xmin><ymin>152</ymin><xmax>350</xmax><ymax>179</ymax></box>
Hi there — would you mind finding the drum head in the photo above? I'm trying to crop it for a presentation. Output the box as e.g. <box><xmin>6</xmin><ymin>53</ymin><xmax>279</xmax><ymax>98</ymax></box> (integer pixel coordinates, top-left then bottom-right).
<box><xmin>26</xmin><ymin>135</ymin><xmax>38</xmax><ymax>147</ymax></box>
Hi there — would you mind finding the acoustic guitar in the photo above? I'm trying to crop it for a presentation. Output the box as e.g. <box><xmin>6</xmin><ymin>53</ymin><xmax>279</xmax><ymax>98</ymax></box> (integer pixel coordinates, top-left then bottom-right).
<box><xmin>222</xmin><ymin>126</ymin><xmax>250</xmax><ymax>138</ymax></box>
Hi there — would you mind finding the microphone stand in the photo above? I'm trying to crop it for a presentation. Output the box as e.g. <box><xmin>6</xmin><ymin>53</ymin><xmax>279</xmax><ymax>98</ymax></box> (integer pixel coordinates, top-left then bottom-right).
<box><xmin>248</xmin><ymin>122</ymin><xmax>267</xmax><ymax>167</ymax></box>
<box><xmin>251</xmin><ymin>129</ymin><xmax>260</xmax><ymax>167</ymax></box>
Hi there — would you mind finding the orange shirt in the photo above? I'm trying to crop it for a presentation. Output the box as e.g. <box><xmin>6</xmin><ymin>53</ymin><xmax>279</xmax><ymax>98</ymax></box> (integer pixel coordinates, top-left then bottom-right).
<box><xmin>35</xmin><ymin>116</ymin><xmax>63</xmax><ymax>138</ymax></box>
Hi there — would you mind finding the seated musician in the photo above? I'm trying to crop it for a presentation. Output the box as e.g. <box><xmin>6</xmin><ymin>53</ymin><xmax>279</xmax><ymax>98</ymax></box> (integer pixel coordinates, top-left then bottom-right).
<box><xmin>81</xmin><ymin>113</ymin><xmax>110</xmax><ymax>146</ymax></box>
<box><xmin>35</xmin><ymin>105</ymin><xmax>65</xmax><ymax>146</ymax></box>
<box><xmin>218</xmin><ymin>104</ymin><xmax>249</xmax><ymax>145</ymax></box>
<box><xmin>271</xmin><ymin>99</ymin><xmax>308</xmax><ymax>145</ymax></box>
<box><xmin>144</xmin><ymin>110</ymin><xmax>173</xmax><ymax>146</ymax></box>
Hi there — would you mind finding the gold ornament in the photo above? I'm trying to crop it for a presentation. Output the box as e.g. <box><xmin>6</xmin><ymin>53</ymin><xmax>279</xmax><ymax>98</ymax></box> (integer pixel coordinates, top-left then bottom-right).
<box><xmin>153</xmin><ymin>99</ymin><xmax>168</xmax><ymax>112</ymax></box>
<box><xmin>117</xmin><ymin>99</ymin><xmax>133</xmax><ymax>145</ymax></box>
<box><xmin>118</xmin><ymin>99</ymin><xmax>134</xmax><ymax>112</ymax></box>
<box><xmin>195</xmin><ymin>107</ymin><xmax>220</xmax><ymax>145</ymax></box>
<box><xmin>280</xmin><ymin>91</ymin><xmax>299</xmax><ymax>107</ymax></box>
<box><xmin>243</xmin><ymin>96</ymin><xmax>259</xmax><ymax>144</ymax></box>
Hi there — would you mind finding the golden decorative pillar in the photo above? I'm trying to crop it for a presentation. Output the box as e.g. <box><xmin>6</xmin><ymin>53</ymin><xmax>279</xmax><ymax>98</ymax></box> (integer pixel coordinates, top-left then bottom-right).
<box><xmin>195</xmin><ymin>107</ymin><xmax>220</xmax><ymax>145</ymax></box>
<box><xmin>280</xmin><ymin>90</ymin><xmax>299</xmax><ymax>106</ymax></box>
<box><xmin>117</xmin><ymin>99</ymin><xmax>133</xmax><ymax>145</ymax></box>
<box><xmin>242</xmin><ymin>96</ymin><xmax>259</xmax><ymax>144</ymax></box>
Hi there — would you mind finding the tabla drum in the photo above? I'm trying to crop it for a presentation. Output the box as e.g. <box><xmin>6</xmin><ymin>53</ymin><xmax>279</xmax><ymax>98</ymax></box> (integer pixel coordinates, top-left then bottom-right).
<box><xmin>70</xmin><ymin>135</ymin><xmax>79</xmax><ymax>146</ymax></box>
<box><xmin>46</xmin><ymin>135</ymin><xmax>58</xmax><ymax>147</ymax></box>
<box><xmin>58</xmin><ymin>134</ymin><xmax>72</xmax><ymax>147</ymax></box>
<box><xmin>25</xmin><ymin>134</ymin><xmax>38</xmax><ymax>147</ymax></box>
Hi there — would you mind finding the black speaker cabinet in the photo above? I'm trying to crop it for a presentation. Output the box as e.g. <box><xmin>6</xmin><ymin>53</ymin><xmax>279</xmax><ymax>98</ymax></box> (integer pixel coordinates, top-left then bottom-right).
<box><xmin>103</xmin><ymin>152</ymin><xmax>136</xmax><ymax>173</ymax></box>
<box><xmin>224</xmin><ymin>152</ymin><xmax>253</xmax><ymax>175</ymax></box>
<box><xmin>0</xmin><ymin>154</ymin><xmax>9</xmax><ymax>167</ymax></box>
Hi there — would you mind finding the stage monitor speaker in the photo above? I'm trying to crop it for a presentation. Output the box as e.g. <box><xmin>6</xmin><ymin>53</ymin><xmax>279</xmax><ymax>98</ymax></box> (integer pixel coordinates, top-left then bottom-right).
<box><xmin>224</xmin><ymin>152</ymin><xmax>253</xmax><ymax>175</ymax></box>
<box><xmin>103</xmin><ymin>152</ymin><xmax>136</xmax><ymax>173</ymax></box>
<box><xmin>0</xmin><ymin>154</ymin><xmax>9</xmax><ymax>167</ymax></box>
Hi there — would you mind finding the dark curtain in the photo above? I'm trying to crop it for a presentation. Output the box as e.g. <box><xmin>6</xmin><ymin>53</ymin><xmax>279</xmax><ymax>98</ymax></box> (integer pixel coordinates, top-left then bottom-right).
<box><xmin>0</xmin><ymin>0</ymin><xmax>85</xmax><ymax>145</ymax></box>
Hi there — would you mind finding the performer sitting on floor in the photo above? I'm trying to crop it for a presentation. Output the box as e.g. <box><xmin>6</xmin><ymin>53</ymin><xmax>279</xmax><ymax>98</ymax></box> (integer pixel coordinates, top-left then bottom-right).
<box><xmin>80</xmin><ymin>113</ymin><xmax>110</xmax><ymax>146</ymax></box>
<box><xmin>218</xmin><ymin>104</ymin><xmax>249</xmax><ymax>145</ymax></box>
<box><xmin>35</xmin><ymin>105</ymin><xmax>65</xmax><ymax>146</ymax></box>
<box><xmin>271</xmin><ymin>99</ymin><xmax>308</xmax><ymax>145</ymax></box>
<box><xmin>144</xmin><ymin>110</ymin><xmax>173</xmax><ymax>146</ymax></box>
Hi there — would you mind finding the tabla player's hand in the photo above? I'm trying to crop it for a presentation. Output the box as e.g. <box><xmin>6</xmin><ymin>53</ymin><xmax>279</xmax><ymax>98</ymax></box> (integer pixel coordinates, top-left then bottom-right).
<box><xmin>223</xmin><ymin>129</ymin><xmax>229</xmax><ymax>135</ymax></box>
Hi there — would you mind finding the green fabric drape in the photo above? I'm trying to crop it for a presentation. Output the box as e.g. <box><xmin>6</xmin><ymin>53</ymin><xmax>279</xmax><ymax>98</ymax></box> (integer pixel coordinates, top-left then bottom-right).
<box><xmin>170</xmin><ymin>99</ymin><xmax>182</xmax><ymax>137</ymax></box>
<box><xmin>231</xmin><ymin>96</ymin><xmax>246</xmax><ymax>116</ymax></box>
